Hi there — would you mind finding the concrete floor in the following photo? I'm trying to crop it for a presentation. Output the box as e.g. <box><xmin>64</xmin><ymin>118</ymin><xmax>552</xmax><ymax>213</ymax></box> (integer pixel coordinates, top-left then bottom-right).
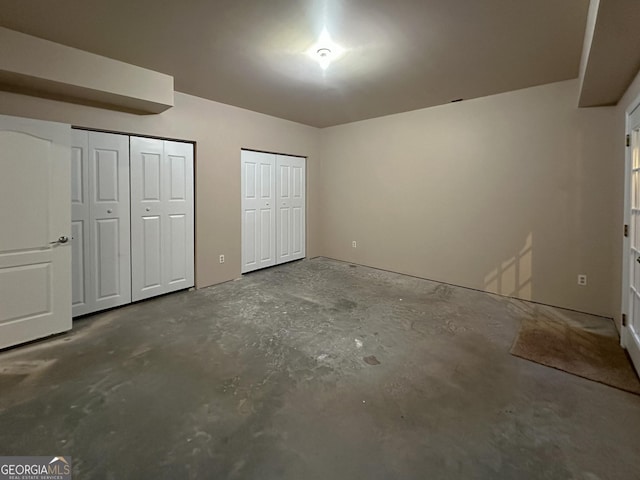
<box><xmin>1</xmin><ymin>257</ymin><xmax>639</xmax><ymax>479</ymax></box>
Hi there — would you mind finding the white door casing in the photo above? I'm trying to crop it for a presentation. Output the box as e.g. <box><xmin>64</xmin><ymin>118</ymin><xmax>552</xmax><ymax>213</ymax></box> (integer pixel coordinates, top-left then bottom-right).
<box><xmin>0</xmin><ymin>114</ymin><xmax>72</xmax><ymax>349</ymax></box>
<box><xmin>276</xmin><ymin>154</ymin><xmax>306</xmax><ymax>265</ymax></box>
<box><xmin>623</xmin><ymin>103</ymin><xmax>640</xmax><ymax>374</ymax></box>
<box><xmin>71</xmin><ymin>130</ymin><xmax>131</xmax><ymax>317</ymax></box>
<box><xmin>130</xmin><ymin>137</ymin><xmax>194</xmax><ymax>301</ymax></box>
<box><xmin>241</xmin><ymin>150</ymin><xmax>276</xmax><ymax>273</ymax></box>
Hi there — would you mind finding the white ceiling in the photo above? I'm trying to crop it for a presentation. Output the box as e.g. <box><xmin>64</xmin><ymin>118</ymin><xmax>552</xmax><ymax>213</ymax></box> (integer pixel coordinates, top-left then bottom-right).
<box><xmin>0</xmin><ymin>0</ymin><xmax>603</xmax><ymax>127</ymax></box>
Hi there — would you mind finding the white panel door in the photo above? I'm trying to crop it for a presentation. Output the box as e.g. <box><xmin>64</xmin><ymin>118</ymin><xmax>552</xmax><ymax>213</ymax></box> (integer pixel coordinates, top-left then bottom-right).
<box><xmin>624</xmin><ymin>104</ymin><xmax>640</xmax><ymax>374</ymax></box>
<box><xmin>131</xmin><ymin>137</ymin><xmax>163</xmax><ymax>300</ymax></box>
<box><xmin>0</xmin><ymin>114</ymin><xmax>72</xmax><ymax>349</ymax></box>
<box><xmin>241</xmin><ymin>150</ymin><xmax>276</xmax><ymax>273</ymax></box>
<box><xmin>70</xmin><ymin>130</ymin><xmax>90</xmax><ymax>315</ymax></box>
<box><xmin>90</xmin><ymin>132</ymin><xmax>131</xmax><ymax>311</ymax></box>
<box><xmin>71</xmin><ymin>130</ymin><xmax>131</xmax><ymax>316</ymax></box>
<box><xmin>276</xmin><ymin>155</ymin><xmax>306</xmax><ymax>264</ymax></box>
<box><xmin>130</xmin><ymin>137</ymin><xmax>194</xmax><ymax>301</ymax></box>
<box><xmin>163</xmin><ymin>140</ymin><xmax>194</xmax><ymax>293</ymax></box>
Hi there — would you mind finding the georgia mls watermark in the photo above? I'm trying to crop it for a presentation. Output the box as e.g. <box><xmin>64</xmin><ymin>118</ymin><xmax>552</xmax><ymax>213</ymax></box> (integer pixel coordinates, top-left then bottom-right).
<box><xmin>0</xmin><ymin>457</ymin><xmax>71</xmax><ymax>480</ymax></box>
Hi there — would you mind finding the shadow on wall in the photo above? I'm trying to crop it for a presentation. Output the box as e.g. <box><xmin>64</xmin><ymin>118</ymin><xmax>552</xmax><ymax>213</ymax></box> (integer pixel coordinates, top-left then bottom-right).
<box><xmin>483</xmin><ymin>233</ymin><xmax>533</xmax><ymax>300</ymax></box>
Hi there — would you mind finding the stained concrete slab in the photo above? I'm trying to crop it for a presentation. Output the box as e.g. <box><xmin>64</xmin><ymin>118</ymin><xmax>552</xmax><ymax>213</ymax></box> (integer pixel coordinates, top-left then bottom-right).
<box><xmin>0</xmin><ymin>257</ymin><xmax>638</xmax><ymax>479</ymax></box>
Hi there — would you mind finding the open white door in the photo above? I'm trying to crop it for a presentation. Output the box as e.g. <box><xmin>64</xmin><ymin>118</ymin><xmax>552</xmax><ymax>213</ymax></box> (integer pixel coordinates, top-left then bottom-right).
<box><xmin>623</xmin><ymin>104</ymin><xmax>640</xmax><ymax>374</ymax></box>
<box><xmin>0</xmin><ymin>114</ymin><xmax>71</xmax><ymax>349</ymax></box>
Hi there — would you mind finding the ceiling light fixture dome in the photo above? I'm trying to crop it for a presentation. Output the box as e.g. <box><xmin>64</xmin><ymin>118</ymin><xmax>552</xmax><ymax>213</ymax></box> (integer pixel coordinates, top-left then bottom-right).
<box><xmin>315</xmin><ymin>47</ymin><xmax>332</xmax><ymax>70</ymax></box>
<box><xmin>307</xmin><ymin>28</ymin><xmax>345</xmax><ymax>71</ymax></box>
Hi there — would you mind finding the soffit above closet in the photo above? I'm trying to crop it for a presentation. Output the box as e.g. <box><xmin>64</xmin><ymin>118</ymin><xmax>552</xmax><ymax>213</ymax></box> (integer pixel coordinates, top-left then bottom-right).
<box><xmin>0</xmin><ymin>0</ymin><xmax>599</xmax><ymax>127</ymax></box>
<box><xmin>578</xmin><ymin>0</ymin><xmax>640</xmax><ymax>107</ymax></box>
<box><xmin>0</xmin><ymin>27</ymin><xmax>174</xmax><ymax>114</ymax></box>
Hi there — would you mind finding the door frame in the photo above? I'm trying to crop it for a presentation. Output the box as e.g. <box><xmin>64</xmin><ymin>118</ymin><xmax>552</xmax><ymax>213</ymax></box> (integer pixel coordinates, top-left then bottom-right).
<box><xmin>621</xmin><ymin>93</ymin><xmax>640</xmax><ymax>371</ymax></box>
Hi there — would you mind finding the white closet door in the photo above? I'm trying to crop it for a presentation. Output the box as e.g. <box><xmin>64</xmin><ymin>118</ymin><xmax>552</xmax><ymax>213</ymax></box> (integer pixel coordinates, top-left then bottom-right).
<box><xmin>163</xmin><ymin>140</ymin><xmax>194</xmax><ymax>293</ymax></box>
<box><xmin>241</xmin><ymin>150</ymin><xmax>276</xmax><ymax>273</ymax></box>
<box><xmin>71</xmin><ymin>130</ymin><xmax>131</xmax><ymax>316</ymax></box>
<box><xmin>130</xmin><ymin>137</ymin><xmax>194</xmax><ymax>301</ymax></box>
<box><xmin>131</xmin><ymin>138</ymin><xmax>164</xmax><ymax>300</ymax></box>
<box><xmin>0</xmin><ymin>114</ymin><xmax>72</xmax><ymax>349</ymax></box>
<box><xmin>276</xmin><ymin>155</ymin><xmax>306</xmax><ymax>264</ymax></box>
<box><xmin>70</xmin><ymin>130</ymin><xmax>91</xmax><ymax>316</ymax></box>
<box><xmin>89</xmin><ymin>132</ymin><xmax>131</xmax><ymax>312</ymax></box>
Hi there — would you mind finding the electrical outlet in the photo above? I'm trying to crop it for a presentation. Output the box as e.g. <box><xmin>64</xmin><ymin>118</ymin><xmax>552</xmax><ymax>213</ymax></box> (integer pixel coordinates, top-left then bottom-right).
<box><xmin>219</xmin><ymin>254</ymin><xmax>225</xmax><ymax>264</ymax></box>
<box><xmin>577</xmin><ymin>274</ymin><xmax>587</xmax><ymax>286</ymax></box>
<box><xmin>352</xmin><ymin>241</ymin><xmax>357</xmax><ymax>248</ymax></box>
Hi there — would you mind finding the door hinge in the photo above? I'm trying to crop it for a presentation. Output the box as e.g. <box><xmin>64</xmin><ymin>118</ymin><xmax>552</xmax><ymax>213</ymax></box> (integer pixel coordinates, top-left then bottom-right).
<box><xmin>626</xmin><ymin>134</ymin><xmax>631</xmax><ymax>147</ymax></box>
<box><xmin>622</xmin><ymin>313</ymin><xmax>627</xmax><ymax>327</ymax></box>
<box><xmin>624</xmin><ymin>224</ymin><xmax>629</xmax><ymax>237</ymax></box>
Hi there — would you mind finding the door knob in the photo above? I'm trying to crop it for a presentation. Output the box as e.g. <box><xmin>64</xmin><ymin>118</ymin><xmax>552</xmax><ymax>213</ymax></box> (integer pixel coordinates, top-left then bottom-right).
<box><xmin>107</xmin><ymin>209</ymin><xmax>113</xmax><ymax>214</ymax></box>
<box><xmin>636</xmin><ymin>257</ymin><xmax>640</xmax><ymax>264</ymax></box>
<box><xmin>50</xmin><ymin>236</ymin><xmax>69</xmax><ymax>245</ymax></box>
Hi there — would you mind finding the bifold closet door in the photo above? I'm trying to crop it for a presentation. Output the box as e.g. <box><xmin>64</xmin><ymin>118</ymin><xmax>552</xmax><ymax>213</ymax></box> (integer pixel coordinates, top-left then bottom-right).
<box><xmin>241</xmin><ymin>150</ymin><xmax>305</xmax><ymax>273</ymax></box>
<box><xmin>276</xmin><ymin>155</ymin><xmax>306</xmax><ymax>264</ymax></box>
<box><xmin>130</xmin><ymin>137</ymin><xmax>194</xmax><ymax>301</ymax></box>
<box><xmin>71</xmin><ymin>130</ymin><xmax>131</xmax><ymax>317</ymax></box>
<box><xmin>241</xmin><ymin>150</ymin><xmax>276</xmax><ymax>273</ymax></box>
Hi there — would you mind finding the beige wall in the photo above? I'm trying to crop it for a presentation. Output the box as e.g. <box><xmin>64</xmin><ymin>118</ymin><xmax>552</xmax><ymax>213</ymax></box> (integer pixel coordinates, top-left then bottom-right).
<box><xmin>0</xmin><ymin>90</ymin><xmax>321</xmax><ymax>289</ymax></box>
<box><xmin>1</xmin><ymin>73</ymin><xmax>631</xmax><ymax>318</ymax></box>
<box><xmin>611</xmin><ymin>68</ymin><xmax>640</xmax><ymax>329</ymax></box>
<box><xmin>319</xmin><ymin>80</ymin><xmax>617</xmax><ymax>317</ymax></box>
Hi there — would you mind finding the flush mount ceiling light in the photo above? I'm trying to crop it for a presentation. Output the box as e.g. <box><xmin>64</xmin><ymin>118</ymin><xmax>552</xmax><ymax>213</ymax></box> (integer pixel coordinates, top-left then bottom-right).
<box><xmin>316</xmin><ymin>48</ymin><xmax>332</xmax><ymax>70</ymax></box>
<box><xmin>307</xmin><ymin>28</ymin><xmax>345</xmax><ymax>70</ymax></box>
